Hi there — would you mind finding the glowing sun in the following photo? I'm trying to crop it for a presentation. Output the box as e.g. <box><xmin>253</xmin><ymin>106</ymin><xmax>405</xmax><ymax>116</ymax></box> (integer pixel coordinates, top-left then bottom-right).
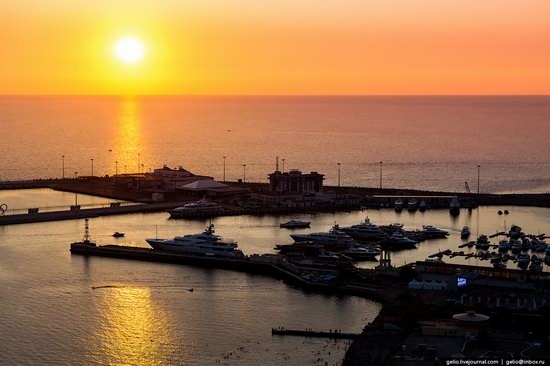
<box><xmin>115</xmin><ymin>37</ymin><xmax>144</xmax><ymax>64</ymax></box>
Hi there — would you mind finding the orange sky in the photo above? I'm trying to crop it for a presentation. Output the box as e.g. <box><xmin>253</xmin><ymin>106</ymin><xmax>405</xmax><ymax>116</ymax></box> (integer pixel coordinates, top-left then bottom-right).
<box><xmin>1</xmin><ymin>0</ymin><xmax>550</xmax><ymax>95</ymax></box>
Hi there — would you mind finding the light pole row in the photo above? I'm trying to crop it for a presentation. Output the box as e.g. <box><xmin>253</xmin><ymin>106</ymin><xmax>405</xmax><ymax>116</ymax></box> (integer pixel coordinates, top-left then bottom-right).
<box><xmin>61</xmin><ymin>153</ymin><xmax>146</xmax><ymax>177</ymax></box>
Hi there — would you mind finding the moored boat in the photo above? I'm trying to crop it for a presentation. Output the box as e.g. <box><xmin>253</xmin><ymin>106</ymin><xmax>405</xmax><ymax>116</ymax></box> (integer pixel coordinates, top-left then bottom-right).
<box><xmin>509</xmin><ymin>224</ymin><xmax>522</xmax><ymax>239</ymax></box>
<box><xmin>449</xmin><ymin>197</ymin><xmax>460</xmax><ymax>216</ymax></box>
<box><xmin>170</xmin><ymin>197</ymin><xmax>222</xmax><ymax>217</ymax></box>
<box><xmin>379</xmin><ymin>232</ymin><xmax>417</xmax><ymax>249</ymax></box>
<box><xmin>460</xmin><ymin>226</ymin><xmax>471</xmax><ymax>239</ymax></box>
<box><xmin>340</xmin><ymin>218</ymin><xmax>386</xmax><ymax>241</ymax></box>
<box><xmin>146</xmin><ymin>224</ymin><xmax>244</xmax><ymax>258</ymax></box>
<box><xmin>419</xmin><ymin>201</ymin><xmax>428</xmax><ymax>212</ymax></box>
<box><xmin>422</xmin><ymin>225</ymin><xmax>449</xmax><ymax>239</ymax></box>
<box><xmin>280</xmin><ymin>220</ymin><xmax>311</xmax><ymax>229</ymax></box>
<box><xmin>407</xmin><ymin>199</ymin><xmax>418</xmax><ymax>212</ymax></box>
<box><xmin>290</xmin><ymin>224</ymin><xmax>354</xmax><ymax>250</ymax></box>
<box><xmin>394</xmin><ymin>199</ymin><xmax>403</xmax><ymax>212</ymax></box>
<box><xmin>339</xmin><ymin>245</ymin><xmax>380</xmax><ymax>260</ymax></box>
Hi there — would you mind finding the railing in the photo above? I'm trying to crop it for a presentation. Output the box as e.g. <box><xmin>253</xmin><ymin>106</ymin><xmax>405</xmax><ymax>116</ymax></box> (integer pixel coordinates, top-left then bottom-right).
<box><xmin>2</xmin><ymin>201</ymin><xmax>140</xmax><ymax>216</ymax></box>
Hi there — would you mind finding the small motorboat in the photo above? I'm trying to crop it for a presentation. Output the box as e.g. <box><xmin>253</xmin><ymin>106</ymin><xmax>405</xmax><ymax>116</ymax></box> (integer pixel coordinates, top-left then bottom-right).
<box><xmin>475</xmin><ymin>235</ymin><xmax>490</xmax><ymax>250</ymax></box>
<box><xmin>449</xmin><ymin>197</ymin><xmax>460</xmax><ymax>216</ymax></box>
<box><xmin>112</xmin><ymin>232</ymin><xmax>125</xmax><ymax>238</ymax></box>
<box><xmin>460</xmin><ymin>226</ymin><xmax>471</xmax><ymax>239</ymax></box>
<box><xmin>407</xmin><ymin>199</ymin><xmax>418</xmax><ymax>212</ymax></box>
<box><xmin>498</xmin><ymin>240</ymin><xmax>511</xmax><ymax>251</ymax></box>
<box><xmin>516</xmin><ymin>253</ymin><xmax>530</xmax><ymax>269</ymax></box>
<box><xmin>511</xmin><ymin>240</ymin><xmax>523</xmax><ymax>253</ymax></box>
<box><xmin>419</xmin><ymin>201</ymin><xmax>428</xmax><ymax>212</ymax></box>
<box><xmin>394</xmin><ymin>199</ymin><xmax>403</xmax><ymax>212</ymax></box>
<box><xmin>280</xmin><ymin>220</ymin><xmax>311</xmax><ymax>229</ymax></box>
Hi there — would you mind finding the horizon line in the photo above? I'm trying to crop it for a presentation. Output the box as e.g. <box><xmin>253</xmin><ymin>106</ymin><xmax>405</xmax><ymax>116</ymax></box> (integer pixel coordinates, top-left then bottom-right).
<box><xmin>1</xmin><ymin>93</ymin><xmax>550</xmax><ymax>97</ymax></box>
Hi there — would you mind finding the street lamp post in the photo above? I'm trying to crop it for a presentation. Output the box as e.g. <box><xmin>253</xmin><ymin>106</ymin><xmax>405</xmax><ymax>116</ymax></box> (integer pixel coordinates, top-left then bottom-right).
<box><xmin>477</xmin><ymin>165</ymin><xmax>481</xmax><ymax>194</ymax></box>
<box><xmin>91</xmin><ymin>158</ymin><xmax>94</xmax><ymax>177</ymax></box>
<box><xmin>379</xmin><ymin>161</ymin><xmax>383</xmax><ymax>189</ymax></box>
<box><xmin>138</xmin><ymin>153</ymin><xmax>141</xmax><ymax>173</ymax></box>
<box><xmin>62</xmin><ymin>155</ymin><xmax>65</xmax><ymax>179</ymax></box>
<box><xmin>115</xmin><ymin>161</ymin><xmax>118</xmax><ymax>182</ymax></box>
<box><xmin>337</xmin><ymin>163</ymin><xmax>341</xmax><ymax>187</ymax></box>
<box><xmin>243</xmin><ymin>164</ymin><xmax>246</xmax><ymax>190</ymax></box>
<box><xmin>223</xmin><ymin>156</ymin><xmax>226</xmax><ymax>182</ymax></box>
<box><xmin>282</xmin><ymin>159</ymin><xmax>285</xmax><ymax>173</ymax></box>
<box><xmin>74</xmin><ymin>172</ymin><xmax>78</xmax><ymax>206</ymax></box>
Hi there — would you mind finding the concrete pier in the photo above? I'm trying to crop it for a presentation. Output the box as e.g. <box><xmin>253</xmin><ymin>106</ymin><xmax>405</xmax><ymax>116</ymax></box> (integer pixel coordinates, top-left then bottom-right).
<box><xmin>0</xmin><ymin>201</ymin><xmax>187</xmax><ymax>226</ymax></box>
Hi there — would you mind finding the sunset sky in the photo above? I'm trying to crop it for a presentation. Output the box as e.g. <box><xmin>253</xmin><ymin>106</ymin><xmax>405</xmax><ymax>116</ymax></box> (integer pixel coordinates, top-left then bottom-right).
<box><xmin>2</xmin><ymin>0</ymin><xmax>549</xmax><ymax>95</ymax></box>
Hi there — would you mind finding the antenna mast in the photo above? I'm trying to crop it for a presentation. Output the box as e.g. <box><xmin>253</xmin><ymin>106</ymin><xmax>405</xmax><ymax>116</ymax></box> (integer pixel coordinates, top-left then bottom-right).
<box><xmin>83</xmin><ymin>218</ymin><xmax>91</xmax><ymax>243</ymax></box>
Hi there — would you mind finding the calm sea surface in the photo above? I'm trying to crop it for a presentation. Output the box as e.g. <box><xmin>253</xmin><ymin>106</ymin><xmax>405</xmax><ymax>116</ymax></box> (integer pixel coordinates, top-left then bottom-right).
<box><xmin>1</xmin><ymin>96</ymin><xmax>550</xmax><ymax>193</ymax></box>
<box><xmin>2</xmin><ymin>96</ymin><xmax>550</xmax><ymax>364</ymax></box>
<box><xmin>2</xmin><ymin>189</ymin><xmax>550</xmax><ymax>364</ymax></box>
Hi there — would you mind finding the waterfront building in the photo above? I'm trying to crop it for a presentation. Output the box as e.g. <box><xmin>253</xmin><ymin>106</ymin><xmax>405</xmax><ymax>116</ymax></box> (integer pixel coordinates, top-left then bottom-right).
<box><xmin>252</xmin><ymin>191</ymin><xmax>316</xmax><ymax>208</ymax></box>
<box><xmin>268</xmin><ymin>170</ymin><xmax>324</xmax><ymax>194</ymax></box>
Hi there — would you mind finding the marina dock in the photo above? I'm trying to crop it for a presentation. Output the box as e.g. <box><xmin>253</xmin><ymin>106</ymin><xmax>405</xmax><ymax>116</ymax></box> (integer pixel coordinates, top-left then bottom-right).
<box><xmin>70</xmin><ymin>242</ymin><xmax>398</xmax><ymax>304</ymax></box>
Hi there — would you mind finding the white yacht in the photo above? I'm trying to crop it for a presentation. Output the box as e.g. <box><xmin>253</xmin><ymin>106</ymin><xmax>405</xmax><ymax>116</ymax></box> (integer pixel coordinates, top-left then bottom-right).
<box><xmin>449</xmin><ymin>197</ymin><xmax>460</xmax><ymax>216</ymax></box>
<box><xmin>146</xmin><ymin>224</ymin><xmax>244</xmax><ymax>258</ymax></box>
<box><xmin>422</xmin><ymin>225</ymin><xmax>449</xmax><ymax>238</ymax></box>
<box><xmin>340</xmin><ymin>245</ymin><xmax>380</xmax><ymax>260</ymax></box>
<box><xmin>170</xmin><ymin>197</ymin><xmax>221</xmax><ymax>216</ymax></box>
<box><xmin>379</xmin><ymin>232</ymin><xmax>417</xmax><ymax>248</ymax></box>
<box><xmin>340</xmin><ymin>218</ymin><xmax>386</xmax><ymax>241</ymax></box>
<box><xmin>290</xmin><ymin>224</ymin><xmax>354</xmax><ymax>249</ymax></box>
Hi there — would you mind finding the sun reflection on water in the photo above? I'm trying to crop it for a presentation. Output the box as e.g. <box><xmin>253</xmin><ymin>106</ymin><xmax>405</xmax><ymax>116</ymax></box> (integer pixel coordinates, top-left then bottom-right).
<box><xmin>92</xmin><ymin>286</ymin><xmax>174</xmax><ymax>366</ymax></box>
<box><xmin>116</xmin><ymin>99</ymin><xmax>144</xmax><ymax>174</ymax></box>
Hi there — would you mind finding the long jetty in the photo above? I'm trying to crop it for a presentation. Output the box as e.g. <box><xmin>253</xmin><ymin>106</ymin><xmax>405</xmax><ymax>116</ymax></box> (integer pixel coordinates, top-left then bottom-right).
<box><xmin>271</xmin><ymin>328</ymin><xmax>360</xmax><ymax>340</ymax></box>
<box><xmin>0</xmin><ymin>201</ymin><xmax>188</xmax><ymax>226</ymax></box>
<box><xmin>6</xmin><ymin>176</ymin><xmax>550</xmax><ymax>226</ymax></box>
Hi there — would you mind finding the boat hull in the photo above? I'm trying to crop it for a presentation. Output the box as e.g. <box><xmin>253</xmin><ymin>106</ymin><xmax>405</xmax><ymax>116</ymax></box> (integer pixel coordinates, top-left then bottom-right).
<box><xmin>146</xmin><ymin>240</ymin><xmax>244</xmax><ymax>258</ymax></box>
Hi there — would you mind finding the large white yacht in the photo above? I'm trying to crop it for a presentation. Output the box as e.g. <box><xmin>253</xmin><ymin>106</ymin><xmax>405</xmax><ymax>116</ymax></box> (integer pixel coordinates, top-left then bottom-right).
<box><xmin>379</xmin><ymin>232</ymin><xmax>417</xmax><ymax>248</ymax></box>
<box><xmin>340</xmin><ymin>245</ymin><xmax>380</xmax><ymax>260</ymax></box>
<box><xmin>340</xmin><ymin>218</ymin><xmax>386</xmax><ymax>241</ymax></box>
<box><xmin>146</xmin><ymin>224</ymin><xmax>244</xmax><ymax>258</ymax></box>
<box><xmin>170</xmin><ymin>197</ymin><xmax>221</xmax><ymax>216</ymax></box>
<box><xmin>290</xmin><ymin>224</ymin><xmax>354</xmax><ymax>249</ymax></box>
